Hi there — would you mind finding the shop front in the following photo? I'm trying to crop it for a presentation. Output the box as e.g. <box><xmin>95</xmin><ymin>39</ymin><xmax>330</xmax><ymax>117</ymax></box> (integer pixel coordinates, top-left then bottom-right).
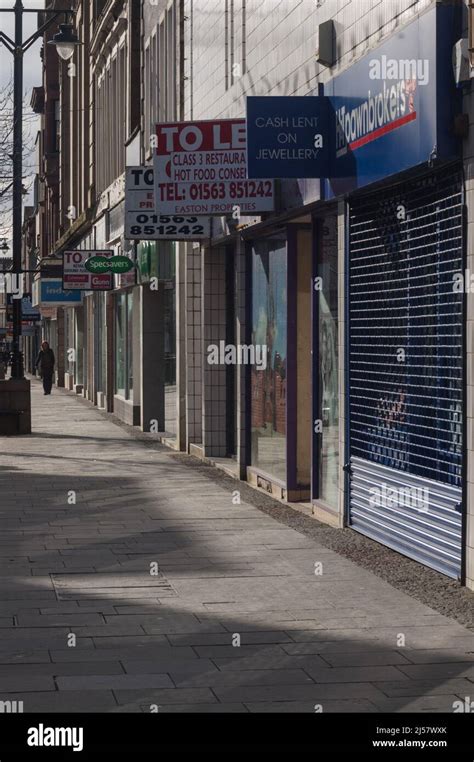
<box><xmin>115</xmin><ymin>288</ymin><xmax>134</xmax><ymax>401</ymax></box>
<box><xmin>247</xmin><ymin>224</ymin><xmax>313</xmax><ymax>501</ymax></box>
<box><xmin>347</xmin><ymin>169</ymin><xmax>463</xmax><ymax>579</ymax></box>
<box><xmin>312</xmin><ymin>212</ymin><xmax>340</xmax><ymax>515</ymax></box>
<box><xmin>136</xmin><ymin>239</ymin><xmax>177</xmax><ymax>435</ymax></box>
<box><xmin>33</xmin><ymin>278</ymin><xmax>82</xmax><ymax>389</ymax></box>
<box><xmin>324</xmin><ymin>3</ymin><xmax>465</xmax><ymax>578</ymax></box>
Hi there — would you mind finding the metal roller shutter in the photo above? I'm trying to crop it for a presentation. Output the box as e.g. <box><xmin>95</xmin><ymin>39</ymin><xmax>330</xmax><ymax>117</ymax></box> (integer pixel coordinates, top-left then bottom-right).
<box><xmin>348</xmin><ymin>168</ymin><xmax>464</xmax><ymax>579</ymax></box>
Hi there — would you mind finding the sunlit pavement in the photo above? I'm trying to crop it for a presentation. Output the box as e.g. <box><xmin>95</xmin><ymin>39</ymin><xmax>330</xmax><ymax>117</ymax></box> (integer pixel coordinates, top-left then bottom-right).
<box><xmin>0</xmin><ymin>380</ymin><xmax>472</xmax><ymax>713</ymax></box>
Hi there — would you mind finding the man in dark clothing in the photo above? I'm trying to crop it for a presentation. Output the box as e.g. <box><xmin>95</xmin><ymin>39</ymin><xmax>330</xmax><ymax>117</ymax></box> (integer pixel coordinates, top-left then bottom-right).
<box><xmin>36</xmin><ymin>341</ymin><xmax>55</xmax><ymax>395</ymax></box>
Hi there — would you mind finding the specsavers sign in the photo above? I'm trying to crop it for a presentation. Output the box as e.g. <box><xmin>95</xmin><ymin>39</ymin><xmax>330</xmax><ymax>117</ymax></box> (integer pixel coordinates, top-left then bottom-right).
<box><xmin>153</xmin><ymin>119</ymin><xmax>275</xmax><ymax>215</ymax></box>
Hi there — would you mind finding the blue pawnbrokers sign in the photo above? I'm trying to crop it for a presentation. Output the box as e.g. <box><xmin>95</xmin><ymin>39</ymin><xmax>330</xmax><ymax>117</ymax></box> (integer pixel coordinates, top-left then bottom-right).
<box><xmin>41</xmin><ymin>280</ymin><xmax>82</xmax><ymax>305</ymax></box>
<box><xmin>246</xmin><ymin>96</ymin><xmax>329</xmax><ymax>179</ymax></box>
<box><xmin>245</xmin><ymin>6</ymin><xmax>459</xmax><ymax>193</ymax></box>
<box><xmin>325</xmin><ymin>3</ymin><xmax>460</xmax><ymax>195</ymax></box>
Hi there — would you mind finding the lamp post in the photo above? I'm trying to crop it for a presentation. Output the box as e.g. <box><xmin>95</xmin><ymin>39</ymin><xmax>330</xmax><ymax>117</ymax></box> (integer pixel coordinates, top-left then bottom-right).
<box><xmin>0</xmin><ymin>242</ymin><xmax>12</xmax><ymax>376</ymax></box>
<box><xmin>0</xmin><ymin>1</ymin><xmax>81</xmax><ymax>419</ymax></box>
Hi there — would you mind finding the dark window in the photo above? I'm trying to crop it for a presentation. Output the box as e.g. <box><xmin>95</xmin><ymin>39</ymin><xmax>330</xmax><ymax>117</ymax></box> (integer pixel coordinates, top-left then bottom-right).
<box><xmin>94</xmin><ymin>0</ymin><xmax>108</xmax><ymax>22</ymax></box>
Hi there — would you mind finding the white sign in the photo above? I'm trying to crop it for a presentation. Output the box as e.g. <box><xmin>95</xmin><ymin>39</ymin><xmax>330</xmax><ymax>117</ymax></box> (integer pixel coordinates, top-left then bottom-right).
<box><xmin>125</xmin><ymin>166</ymin><xmax>211</xmax><ymax>239</ymax></box>
<box><xmin>125</xmin><ymin>167</ymin><xmax>155</xmax><ymax>211</ymax></box>
<box><xmin>153</xmin><ymin>120</ymin><xmax>275</xmax><ymax>216</ymax></box>
<box><xmin>62</xmin><ymin>250</ymin><xmax>113</xmax><ymax>291</ymax></box>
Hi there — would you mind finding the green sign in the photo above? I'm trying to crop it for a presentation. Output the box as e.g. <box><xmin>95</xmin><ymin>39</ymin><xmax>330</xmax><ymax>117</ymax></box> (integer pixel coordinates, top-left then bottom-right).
<box><xmin>85</xmin><ymin>255</ymin><xmax>110</xmax><ymax>273</ymax></box>
<box><xmin>108</xmin><ymin>256</ymin><xmax>134</xmax><ymax>274</ymax></box>
<box><xmin>85</xmin><ymin>255</ymin><xmax>134</xmax><ymax>274</ymax></box>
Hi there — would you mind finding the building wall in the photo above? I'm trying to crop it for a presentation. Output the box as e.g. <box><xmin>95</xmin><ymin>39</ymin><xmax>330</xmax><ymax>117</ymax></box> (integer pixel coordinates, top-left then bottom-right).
<box><xmin>185</xmin><ymin>0</ymin><xmax>434</xmax><ymax>123</ymax></box>
<box><xmin>185</xmin><ymin>244</ymin><xmax>203</xmax><ymax>445</ymax></box>
<box><xmin>202</xmin><ymin>245</ymin><xmax>228</xmax><ymax>457</ymax></box>
<box><xmin>182</xmin><ymin>0</ymin><xmax>438</xmax><ymax>503</ymax></box>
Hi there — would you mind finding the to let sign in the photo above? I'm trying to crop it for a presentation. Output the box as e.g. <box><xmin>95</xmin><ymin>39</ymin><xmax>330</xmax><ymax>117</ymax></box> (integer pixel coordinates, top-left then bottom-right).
<box><xmin>125</xmin><ymin>166</ymin><xmax>211</xmax><ymax>239</ymax></box>
<box><xmin>246</xmin><ymin>96</ymin><xmax>330</xmax><ymax>179</ymax></box>
<box><xmin>153</xmin><ymin>119</ymin><xmax>274</xmax><ymax>215</ymax></box>
<box><xmin>63</xmin><ymin>250</ymin><xmax>113</xmax><ymax>291</ymax></box>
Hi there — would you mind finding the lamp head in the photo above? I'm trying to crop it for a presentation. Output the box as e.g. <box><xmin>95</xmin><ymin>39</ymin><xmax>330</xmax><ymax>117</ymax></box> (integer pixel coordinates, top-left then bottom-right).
<box><xmin>48</xmin><ymin>23</ymin><xmax>81</xmax><ymax>62</ymax></box>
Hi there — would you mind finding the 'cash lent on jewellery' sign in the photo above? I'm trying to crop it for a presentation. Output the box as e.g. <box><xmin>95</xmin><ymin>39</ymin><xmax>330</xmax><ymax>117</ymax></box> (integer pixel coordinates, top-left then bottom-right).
<box><xmin>125</xmin><ymin>167</ymin><xmax>211</xmax><ymax>240</ymax></box>
<box><xmin>153</xmin><ymin>120</ymin><xmax>275</xmax><ymax>216</ymax></box>
<box><xmin>246</xmin><ymin>96</ymin><xmax>330</xmax><ymax>179</ymax></box>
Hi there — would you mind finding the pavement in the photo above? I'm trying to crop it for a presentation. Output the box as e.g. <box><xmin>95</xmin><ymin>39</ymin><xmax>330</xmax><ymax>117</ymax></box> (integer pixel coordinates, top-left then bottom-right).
<box><xmin>0</xmin><ymin>379</ymin><xmax>473</xmax><ymax>713</ymax></box>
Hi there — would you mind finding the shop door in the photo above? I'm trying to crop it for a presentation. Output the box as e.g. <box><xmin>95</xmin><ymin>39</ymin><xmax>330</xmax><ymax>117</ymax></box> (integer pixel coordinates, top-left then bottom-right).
<box><xmin>348</xmin><ymin>168</ymin><xmax>464</xmax><ymax>579</ymax></box>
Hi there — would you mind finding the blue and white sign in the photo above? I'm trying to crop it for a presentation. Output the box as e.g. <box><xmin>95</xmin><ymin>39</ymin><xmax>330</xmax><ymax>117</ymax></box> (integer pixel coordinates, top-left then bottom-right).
<box><xmin>325</xmin><ymin>4</ymin><xmax>460</xmax><ymax>195</ymax></box>
<box><xmin>246</xmin><ymin>96</ymin><xmax>329</xmax><ymax>178</ymax></box>
<box><xmin>40</xmin><ymin>279</ymin><xmax>82</xmax><ymax>305</ymax></box>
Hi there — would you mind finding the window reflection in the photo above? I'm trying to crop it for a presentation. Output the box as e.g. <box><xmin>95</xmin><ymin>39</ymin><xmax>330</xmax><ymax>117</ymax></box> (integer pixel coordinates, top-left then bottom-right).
<box><xmin>251</xmin><ymin>239</ymin><xmax>287</xmax><ymax>482</ymax></box>
<box><xmin>319</xmin><ymin>217</ymin><xmax>339</xmax><ymax>507</ymax></box>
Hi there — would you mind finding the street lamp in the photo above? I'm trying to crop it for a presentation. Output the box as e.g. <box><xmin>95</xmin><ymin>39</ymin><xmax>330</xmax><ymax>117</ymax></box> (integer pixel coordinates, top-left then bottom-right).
<box><xmin>48</xmin><ymin>22</ymin><xmax>81</xmax><ymax>61</ymax></box>
<box><xmin>0</xmin><ymin>0</ymin><xmax>81</xmax><ymax>399</ymax></box>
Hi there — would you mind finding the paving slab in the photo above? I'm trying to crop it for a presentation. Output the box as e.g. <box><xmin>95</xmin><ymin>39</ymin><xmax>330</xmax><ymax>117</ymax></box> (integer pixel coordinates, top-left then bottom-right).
<box><xmin>0</xmin><ymin>382</ymin><xmax>472</xmax><ymax>713</ymax></box>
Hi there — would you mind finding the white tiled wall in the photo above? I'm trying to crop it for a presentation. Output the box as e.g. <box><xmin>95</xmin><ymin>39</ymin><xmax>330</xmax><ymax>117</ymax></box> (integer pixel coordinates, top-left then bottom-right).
<box><xmin>186</xmin><ymin>246</ymin><xmax>203</xmax><ymax>444</ymax></box>
<box><xmin>184</xmin><ymin>0</ymin><xmax>434</xmax><ymax>122</ymax></box>
<box><xmin>202</xmin><ymin>246</ymin><xmax>228</xmax><ymax>457</ymax></box>
<box><xmin>235</xmin><ymin>236</ymin><xmax>248</xmax><ymax>477</ymax></box>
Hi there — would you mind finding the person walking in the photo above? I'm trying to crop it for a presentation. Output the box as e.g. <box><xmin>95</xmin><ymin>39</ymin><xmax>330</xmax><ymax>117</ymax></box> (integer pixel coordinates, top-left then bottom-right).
<box><xmin>36</xmin><ymin>341</ymin><xmax>55</xmax><ymax>395</ymax></box>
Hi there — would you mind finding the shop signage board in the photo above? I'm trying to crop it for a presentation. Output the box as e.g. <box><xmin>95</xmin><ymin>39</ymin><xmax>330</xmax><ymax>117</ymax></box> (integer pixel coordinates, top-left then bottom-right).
<box><xmin>324</xmin><ymin>3</ymin><xmax>460</xmax><ymax>195</ymax></box>
<box><xmin>85</xmin><ymin>254</ymin><xmax>135</xmax><ymax>275</ymax></box>
<box><xmin>62</xmin><ymin>250</ymin><xmax>113</xmax><ymax>291</ymax></box>
<box><xmin>38</xmin><ymin>279</ymin><xmax>83</xmax><ymax>306</ymax></box>
<box><xmin>7</xmin><ymin>322</ymin><xmax>36</xmax><ymax>336</ymax></box>
<box><xmin>6</xmin><ymin>294</ymin><xmax>40</xmax><ymax>323</ymax></box>
<box><xmin>246</xmin><ymin>96</ymin><xmax>330</xmax><ymax>178</ymax></box>
<box><xmin>125</xmin><ymin>167</ymin><xmax>211</xmax><ymax>240</ymax></box>
<box><xmin>153</xmin><ymin>120</ymin><xmax>275</xmax><ymax>215</ymax></box>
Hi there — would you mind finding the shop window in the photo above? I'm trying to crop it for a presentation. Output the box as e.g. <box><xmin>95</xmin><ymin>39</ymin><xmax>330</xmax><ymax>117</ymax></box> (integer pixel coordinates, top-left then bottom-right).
<box><xmin>250</xmin><ymin>238</ymin><xmax>287</xmax><ymax>482</ymax></box>
<box><xmin>68</xmin><ymin>310</ymin><xmax>76</xmax><ymax>378</ymax></box>
<box><xmin>137</xmin><ymin>239</ymin><xmax>176</xmax><ymax>390</ymax></box>
<box><xmin>94</xmin><ymin>0</ymin><xmax>107</xmax><ymax>22</ymax></box>
<box><xmin>127</xmin><ymin>291</ymin><xmax>133</xmax><ymax>395</ymax></box>
<box><xmin>75</xmin><ymin>308</ymin><xmax>84</xmax><ymax>386</ymax></box>
<box><xmin>115</xmin><ymin>291</ymin><xmax>133</xmax><ymax>400</ymax></box>
<box><xmin>317</xmin><ymin>216</ymin><xmax>339</xmax><ymax>508</ymax></box>
<box><xmin>94</xmin><ymin>293</ymin><xmax>107</xmax><ymax>396</ymax></box>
